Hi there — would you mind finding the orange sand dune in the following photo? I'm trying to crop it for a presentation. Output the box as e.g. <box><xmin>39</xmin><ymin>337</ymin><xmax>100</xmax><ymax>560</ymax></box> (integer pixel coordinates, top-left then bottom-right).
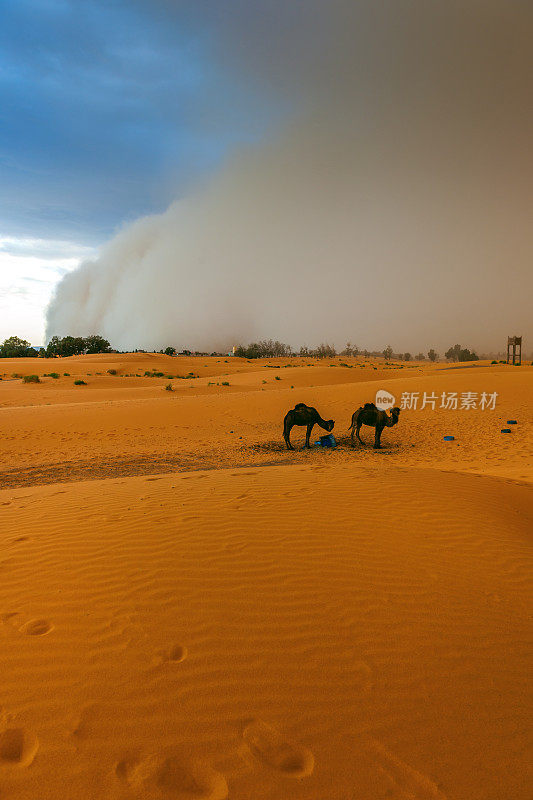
<box><xmin>0</xmin><ymin>354</ymin><xmax>426</xmax><ymax>408</ymax></box>
<box><xmin>1</xmin><ymin>357</ymin><xmax>531</xmax><ymax>484</ymax></box>
<box><xmin>0</xmin><ymin>466</ymin><xmax>531</xmax><ymax>799</ymax></box>
<box><xmin>0</xmin><ymin>354</ymin><xmax>532</xmax><ymax>798</ymax></box>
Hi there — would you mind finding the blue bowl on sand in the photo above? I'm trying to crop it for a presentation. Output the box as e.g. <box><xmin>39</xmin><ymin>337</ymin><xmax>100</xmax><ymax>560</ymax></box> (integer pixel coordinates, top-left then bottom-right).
<box><xmin>507</xmin><ymin>420</ymin><xmax>517</xmax><ymax>424</ymax></box>
<box><xmin>501</xmin><ymin>429</ymin><xmax>512</xmax><ymax>434</ymax></box>
<box><xmin>443</xmin><ymin>435</ymin><xmax>455</xmax><ymax>441</ymax></box>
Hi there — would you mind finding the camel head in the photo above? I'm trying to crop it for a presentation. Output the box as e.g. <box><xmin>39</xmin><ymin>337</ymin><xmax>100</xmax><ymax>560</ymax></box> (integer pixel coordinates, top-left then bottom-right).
<box><xmin>325</xmin><ymin>419</ymin><xmax>335</xmax><ymax>431</ymax></box>
<box><xmin>390</xmin><ymin>407</ymin><xmax>401</xmax><ymax>423</ymax></box>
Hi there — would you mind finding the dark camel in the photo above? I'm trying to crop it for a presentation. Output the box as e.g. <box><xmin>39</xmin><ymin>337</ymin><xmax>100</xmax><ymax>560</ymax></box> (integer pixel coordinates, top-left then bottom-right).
<box><xmin>349</xmin><ymin>402</ymin><xmax>400</xmax><ymax>449</ymax></box>
<box><xmin>283</xmin><ymin>403</ymin><xmax>334</xmax><ymax>450</ymax></box>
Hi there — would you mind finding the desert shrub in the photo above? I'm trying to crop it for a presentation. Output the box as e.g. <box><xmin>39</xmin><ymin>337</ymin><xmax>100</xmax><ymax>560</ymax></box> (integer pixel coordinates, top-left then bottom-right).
<box><xmin>49</xmin><ymin>372</ymin><xmax>60</xmax><ymax>379</ymax></box>
<box><xmin>221</xmin><ymin>381</ymin><xmax>230</xmax><ymax>386</ymax></box>
<box><xmin>107</xmin><ymin>369</ymin><xmax>117</xmax><ymax>375</ymax></box>
<box><xmin>73</xmin><ymin>379</ymin><xmax>87</xmax><ymax>385</ymax></box>
<box><xmin>275</xmin><ymin>376</ymin><xmax>281</xmax><ymax>380</ymax></box>
<box><xmin>165</xmin><ymin>383</ymin><xmax>174</xmax><ymax>391</ymax></box>
<box><xmin>491</xmin><ymin>360</ymin><xmax>497</xmax><ymax>364</ymax></box>
<box><xmin>23</xmin><ymin>374</ymin><xmax>40</xmax><ymax>383</ymax></box>
<box><xmin>63</xmin><ymin>372</ymin><xmax>70</xmax><ymax>376</ymax></box>
<box><xmin>153</xmin><ymin>372</ymin><xmax>164</xmax><ymax>378</ymax></box>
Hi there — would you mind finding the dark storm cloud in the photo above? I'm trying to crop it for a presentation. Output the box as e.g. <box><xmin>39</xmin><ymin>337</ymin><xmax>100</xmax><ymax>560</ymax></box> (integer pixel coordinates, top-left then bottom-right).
<box><xmin>6</xmin><ymin>0</ymin><xmax>533</xmax><ymax>352</ymax></box>
<box><xmin>0</xmin><ymin>0</ymin><xmax>280</xmax><ymax>242</ymax></box>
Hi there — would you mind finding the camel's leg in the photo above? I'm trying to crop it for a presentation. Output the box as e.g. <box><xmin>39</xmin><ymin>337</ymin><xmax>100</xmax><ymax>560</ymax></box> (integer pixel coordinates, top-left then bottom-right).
<box><xmin>349</xmin><ymin>414</ymin><xmax>356</xmax><ymax>444</ymax></box>
<box><xmin>356</xmin><ymin>423</ymin><xmax>364</xmax><ymax>445</ymax></box>
<box><xmin>284</xmin><ymin>421</ymin><xmax>294</xmax><ymax>450</ymax></box>
<box><xmin>305</xmin><ymin>423</ymin><xmax>314</xmax><ymax>448</ymax></box>
<box><xmin>374</xmin><ymin>425</ymin><xmax>383</xmax><ymax>449</ymax></box>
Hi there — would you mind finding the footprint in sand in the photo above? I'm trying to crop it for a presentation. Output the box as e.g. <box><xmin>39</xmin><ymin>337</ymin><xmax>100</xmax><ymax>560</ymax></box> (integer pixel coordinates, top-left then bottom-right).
<box><xmin>0</xmin><ymin>612</ymin><xmax>19</xmax><ymax>625</ymax></box>
<box><xmin>353</xmin><ymin>659</ymin><xmax>373</xmax><ymax>696</ymax></box>
<box><xmin>151</xmin><ymin>644</ymin><xmax>188</xmax><ymax>668</ymax></box>
<box><xmin>19</xmin><ymin>618</ymin><xmax>53</xmax><ymax>636</ymax></box>
<box><xmin>165</xmin><ymin>644</ymin><xmax>188</xmax><ymax>663</ymax></box>
<box><xmin>242</xmin><ymin>719</ymin><xmax>314</xmax><ymax>778</ymax></box>
<box><xmin>0</xmin><ymin>728</ymin><xmax>39</xmax><ymax>768</ymax></box>
<box><xmin>365</xmin><ymin>738</ymin><xmax>447</xmax><ymax>800</ymax></box>
<box><xmin>116</xmin><ymin>753</ymin><xmax>228</xmax><ymax>799</ymax></box>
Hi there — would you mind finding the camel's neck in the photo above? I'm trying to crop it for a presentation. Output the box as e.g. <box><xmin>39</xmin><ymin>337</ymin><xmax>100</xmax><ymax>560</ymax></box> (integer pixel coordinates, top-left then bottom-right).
<box><xmin>386</xmin><ymin>413</ymin><xmax>399</xmax><ymax>427</ymax></box>
<box><xmin>317</xmin><ymin>417</ymin><xmax>330</xmax><ymax>430</ymax></box>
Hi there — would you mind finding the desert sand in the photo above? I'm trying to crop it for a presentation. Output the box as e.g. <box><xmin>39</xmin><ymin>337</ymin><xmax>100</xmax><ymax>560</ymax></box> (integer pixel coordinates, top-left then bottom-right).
<box><xmin>0</xmin><ymin>354</ymin><xmax>531</xmax><ymax>799</ymax></box>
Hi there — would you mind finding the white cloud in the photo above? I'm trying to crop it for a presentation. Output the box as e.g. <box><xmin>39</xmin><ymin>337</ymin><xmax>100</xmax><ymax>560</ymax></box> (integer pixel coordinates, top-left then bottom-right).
<box><xmin>0</xmin><ymin>237</ymin><xmax>96</xmax><ymax>344</ymax></box>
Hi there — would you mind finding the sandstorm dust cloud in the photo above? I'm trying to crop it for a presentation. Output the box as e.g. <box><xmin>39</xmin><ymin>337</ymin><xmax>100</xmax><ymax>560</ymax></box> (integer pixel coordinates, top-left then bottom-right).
<box><xmin>46</xmin><ymin>1</ymin><xmax>533</xmax><ymax>353</ymax></box>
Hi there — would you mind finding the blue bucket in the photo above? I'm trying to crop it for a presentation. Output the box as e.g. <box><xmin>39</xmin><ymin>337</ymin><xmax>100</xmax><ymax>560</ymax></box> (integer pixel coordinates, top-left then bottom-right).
<box><xmin>507</xmin><ymin>420</ymin><xmax>517</xmax><ymax>424</ymax></box>
<box><xmin>501</xmin><ymin>429</ymin><xmax>512</xmax><ymax>433</ymax></box>
<box><xmin>317</xmin><ymin>434</ymin><xmax>337</xmax><ymax>448</ymax></box>
<box><xmin>443</xmin><ymin>435</ymin><xmax>455</xmax><ymax>441</ymax></box>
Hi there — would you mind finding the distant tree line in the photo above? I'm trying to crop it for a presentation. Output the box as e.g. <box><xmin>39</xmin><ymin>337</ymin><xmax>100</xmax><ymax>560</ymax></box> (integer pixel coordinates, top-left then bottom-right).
<box><xmin>232</xmin><ymin>340</ymin><xmax>446</xmax><ymax>361</ymax></box>
<box><xmin>0</xmin><ymin>334</ymin><xmax>480</xmax><ymax>363</ymax></box>
<box><xmin>0</xmin><ymin>334</ymin><xmax>112</xmax><ymax>358</ymax></box>
<box><xmin>235</xmin><ymin>341</ymin><xmax>346</xmax><ymax>359</ymax></box>
<box><xmin>381</xmin><ymin>345</ymin><xmax>439</xmax><ymax>362</ymax></box>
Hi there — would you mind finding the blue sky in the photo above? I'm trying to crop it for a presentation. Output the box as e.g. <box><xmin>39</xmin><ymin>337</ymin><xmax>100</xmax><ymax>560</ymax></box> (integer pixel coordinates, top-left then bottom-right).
<box><xmin>0</xmin><ymin>0</ymin><xmax>284</xmax><ymax>343</ymax></box>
